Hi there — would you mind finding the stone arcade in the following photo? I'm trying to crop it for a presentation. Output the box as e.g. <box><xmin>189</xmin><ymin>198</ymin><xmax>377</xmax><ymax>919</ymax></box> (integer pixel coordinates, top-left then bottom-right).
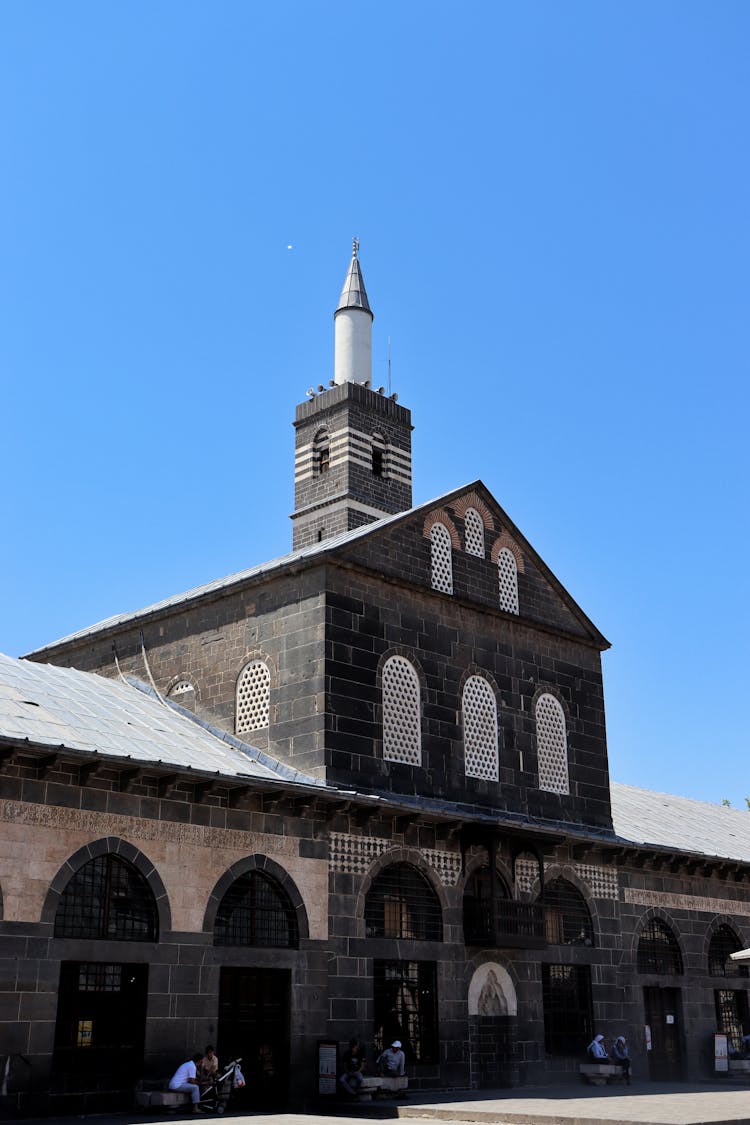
<box><xmin>1</xmin><ymin>245</ymin><xmax>749</xmax><ymax>1116</ymax></box>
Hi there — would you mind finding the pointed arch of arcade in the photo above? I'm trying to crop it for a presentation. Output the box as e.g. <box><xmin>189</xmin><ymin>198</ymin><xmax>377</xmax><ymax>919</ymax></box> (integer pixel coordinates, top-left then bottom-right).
<box><xmin>705</xmin><ymin>919</ymin><xmax>749</xmax><ymax>978</ymax></box>
<box><xmin>539</xmin><ymin>865</ymin><xmax>600</xmax><ymax>943</ymax></box>
<box><xmin>202</xmin><ymin>854</ymin><xmax>309</xmax><ymax>942</ymax></box>
<box><xmin>632</xmin><ymin>908</ymin><xmax>685</xmax><ymax>975</ymax></box>
<box><xmin>357</xmin><ymin>846</ymin><xmax>448</xmax><ymax>940</ymax></box>
<box><xmin>41</xmin><ymin>836</ymin><xmax>171</xmax><ymax>934</ymax></box>
<box><xmin>537</xmin><ymin>872</ymin><xmax>596</xmax><ymax>947</ymax></box>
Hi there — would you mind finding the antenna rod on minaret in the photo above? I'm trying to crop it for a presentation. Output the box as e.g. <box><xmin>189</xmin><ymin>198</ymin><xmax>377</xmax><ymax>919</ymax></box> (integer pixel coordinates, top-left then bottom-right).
<box><xmin>387</xmin><ymin>336</ymin><xmax>392</xmax><ymax>395</ymax></box>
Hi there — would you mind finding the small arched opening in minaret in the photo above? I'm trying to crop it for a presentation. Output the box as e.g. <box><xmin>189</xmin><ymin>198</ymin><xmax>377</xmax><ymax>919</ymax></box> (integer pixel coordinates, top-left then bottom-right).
<box><xmin>372</xmin><ymin>432</ymin><xmax>385</xmax><ymax>477</ymax></box>
<box><xmin>313</xmin><ymin>428</ymin><xmax>330</xmax><ymax>475</ymax></box>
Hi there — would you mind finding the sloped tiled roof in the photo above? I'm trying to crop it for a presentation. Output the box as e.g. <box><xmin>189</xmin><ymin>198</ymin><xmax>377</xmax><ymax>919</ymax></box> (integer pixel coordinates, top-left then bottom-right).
<box><xmin>611</xmin><ymin>782</ymin><xmax>750</xmax><ymax>864</ymax></box>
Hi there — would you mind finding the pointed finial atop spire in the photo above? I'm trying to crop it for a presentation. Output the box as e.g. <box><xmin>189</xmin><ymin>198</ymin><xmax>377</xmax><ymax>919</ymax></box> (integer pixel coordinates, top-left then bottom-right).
<box><xmin>352</xmin><ymin>237</ymin><xmax>359</xmax><ymax>259</ymax></box>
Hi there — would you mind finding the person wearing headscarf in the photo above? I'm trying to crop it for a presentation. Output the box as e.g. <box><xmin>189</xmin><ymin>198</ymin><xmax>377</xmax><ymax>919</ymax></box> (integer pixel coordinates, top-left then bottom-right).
<box><xmin>612</xmin><ymin>1035</ymin><xmax>630</xmax><ymax>1083</ymax></box>
<box><xmin>587</xmin><ymin>1034</ymin><xmax>609</xmax><ymax>1060</ymax></box>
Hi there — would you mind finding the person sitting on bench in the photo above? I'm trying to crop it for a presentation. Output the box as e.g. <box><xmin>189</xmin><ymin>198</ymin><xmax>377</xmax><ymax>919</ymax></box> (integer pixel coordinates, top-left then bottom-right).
<box><xmin>587</xmin><ymin>1034</ymin><xmax>609</xmax><ymax>1060</ymax></box>
<box><xmin>169</xmin><ymin>1053</ymin><xmax>203</xmax><ymax>1113</ymax></box>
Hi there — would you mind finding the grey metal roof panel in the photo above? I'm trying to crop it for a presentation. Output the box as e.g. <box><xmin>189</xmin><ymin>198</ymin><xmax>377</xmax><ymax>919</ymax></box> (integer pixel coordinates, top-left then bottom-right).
<box><xmin>611</xmin><ymin>782</ymin><xmax>750</xmax><ymax>863</ymax></box>
<box><xmin>335</xmin><ymin>255</ymin><xmax>372</xmax><ymax>317</ymax></box>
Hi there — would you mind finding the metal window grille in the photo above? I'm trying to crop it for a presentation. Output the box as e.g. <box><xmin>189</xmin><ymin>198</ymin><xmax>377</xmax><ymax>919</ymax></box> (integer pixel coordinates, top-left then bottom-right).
<box><xmin>382</xmin><ymin>656</ymin><xmax>421</xmax><ymax>765</ymax></box>
<box><xmin>430</xmin><ymin>522</ymin><xmax>453</xmax><ymax>594</ymax></box>
<box><xmin>365</xmin><ymin>863</ymin><xmax>443</xmax><ymax>941</ymax></box>
<box><xmin>236</xmin><ymin>659</ymin><xmax>270</xmax><ymax>733</ymax></box>
<box><xmin>542</xmin><ymin>963</ymin><xmax>593</xmax><ymax>1056</ymax></box>
<box><xmin>77</xmin><ymin>963</ymin><xmax>123</xmax><ymax>992</ymax></box>
<box><xmin>497</xmin><ymin>547</ymin><xmax>519</xmax><ymax>614</ymax></box>
<box><xmin>464</xmin><ymin>508</ymin><xmax>485</xmax><ymax>557</ymax></box>
<box><xmin>463</xmin><ymin>676</ymin><xmax>499</xmax><ymax>780</ymax></box>
<box><xmin>54</xmin><ymin>854</ymin><xmax>158</xmax><ymax>942</ymax></box>
<box><xmin>214</xmin><ymin>870</ymin><xmax>298</xmax><ymax>948</ymax></box>
<box><xmin>709</xmin><ymin>926</ymin><xmax>749</xmax><ymax>977</ymax></box>
<box><xmin>637</xmin><ymin>918</ymin><xmax>684</xmax><ymax>974</ymax></box>
<box><xmin>715</xmin><ymin>989</ymin><xmax>749</xmax><ymax>1054</ymax></box>
<box><xmin>543</xmin><ymin>878</ymin><xmax>594</xmax><ymax>946</ymax></box>
<box><xmin>536</xmin><ymin>693</ymin><xmax>569</xmax><ymax>795</ymax></box>
<box><xmin>373</xmin><ymin>960</ymin><xmax>438</xmax><ymax>1064</ymax></box>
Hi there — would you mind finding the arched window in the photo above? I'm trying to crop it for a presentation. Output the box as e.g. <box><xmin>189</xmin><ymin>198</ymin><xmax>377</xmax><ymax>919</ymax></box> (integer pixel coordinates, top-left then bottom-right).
<box><xmin>382</xmin><ymin>656</ymin><xmax>421</xmax><ymax>765</ymax></box>
<box><xmin>430</xmin><ymin>522</ymin><xmax>453</xmax><ymax>594</ymax></box>
<box><xmin>463</xmin><ymin>865</ymin><xmax>509</xmax><ymax>944</ymax></box>
<box><xmin>709</xmin><ymin>925</ymin><xmax>748</xmax><ymax>977</ymax></box>
<box><xmin>54</xmin><ymin>854</ymin><xmax>158</xmax><ymax>941</ymax></box>
<box><xmin>214</xmin><ymin>870</ymin><xmax>298</xmax><ymax>948</ymax></box>
<box><xmin>372</xmin><ymin>432</ymin><xmax>385</xmax><ymax>477</ymax></box>
<box><xmin>637</xmin><ymin>918</ymin><xmax>684</xmax><ymax>974</ymax></box>
<box><xmin>167</xmin><ymin>679</ymin><xmax>196</xmax><ymax>710</ymax></box>
<box><xmin>536</xmin><ymin>693</ymin><xmax>569</xmax><ymax>795</ymax></box>
<box><xmin>497</xmin><ymin>547</ymin><xmax>519</xmax><ymax>614</ymax></box>
<box><xmin>463</xmin><ymin>676</ymin><xmax>498</xmax><ymax>780</ymax></box>
<box><xmin>313</xmin><ymin>428</ymin><xmax>330</xmax><ymax>475</ymax></box>
<box><xmin>544</xmin><ymin>878</ymin><xmax>594</xmax><ymax>946</ymax></box>
<box><xmin>236</xmin><ymin>659</ymin><xmax>271</xmax><ymax>734</ymax></box>
<box><xmin>464</xmin><ymin>508</ymin><xmax>485</xmax><ymax>558</ymax></box>
<box><xmin>365</xmin><ymin>862</ymin><xmax>442</xmax><ymax>940</ymax></box>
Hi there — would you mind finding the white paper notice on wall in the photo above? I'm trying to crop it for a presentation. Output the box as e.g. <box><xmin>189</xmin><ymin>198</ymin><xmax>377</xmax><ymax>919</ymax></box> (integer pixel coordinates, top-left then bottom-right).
<box><xmin>715</xmin><ymin>1033</ymin><xmax>729</xmax><ymax>1073</ymax></box>
<box><xmin>666</xmin><ymin>1014</ymin><xmax>674</xmax><ymax>1024</ymax></box>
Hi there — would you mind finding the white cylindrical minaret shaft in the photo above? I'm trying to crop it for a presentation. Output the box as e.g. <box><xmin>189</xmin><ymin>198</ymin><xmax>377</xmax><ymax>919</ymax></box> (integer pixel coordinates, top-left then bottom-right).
<box><xmin>334</xmin><ymin>239</ymin><xmax>373</xmax><ymax>385</ymax></box>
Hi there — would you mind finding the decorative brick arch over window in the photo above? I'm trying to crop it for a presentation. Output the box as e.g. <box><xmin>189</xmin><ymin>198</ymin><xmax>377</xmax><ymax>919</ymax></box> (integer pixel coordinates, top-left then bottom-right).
<box><xmin>463</xmin><ymin>676</ymin><xmax>498</xmax><ymax>780</ymax></box>
<box><xmin>236</xmin><ymin>659</ymin><xmax>271</xmax><ymax>734</ymax></box>
<box><xmin>430</xmin><ymin>522</ymin><xmax>453</xmax><ymax>594</ymax></box>
<box><xmin>497</xmin><ymin>548</ymin><xmax>519</xmax><ymax>614</ymax></box>
<box><xmin>382</xmin><ymin>655</ymin><xmax>422</xmax><ymax>765</ymax></box>
<box><xmin>464</xmin><ymin>507</ymin><xmax>485</xmax><ymax>558</ymax></box>
<box><xmin>535</xmin><ymin>692</ymin><xmax>569</xmax><ymax>795</ymax></box>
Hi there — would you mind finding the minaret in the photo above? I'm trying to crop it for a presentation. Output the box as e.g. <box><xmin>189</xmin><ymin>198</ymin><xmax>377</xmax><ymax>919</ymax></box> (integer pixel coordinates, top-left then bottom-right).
<box><xmin>291</xmin><ymin>243</ymin><xmax>413</xmax><ymax>550</ymax></box>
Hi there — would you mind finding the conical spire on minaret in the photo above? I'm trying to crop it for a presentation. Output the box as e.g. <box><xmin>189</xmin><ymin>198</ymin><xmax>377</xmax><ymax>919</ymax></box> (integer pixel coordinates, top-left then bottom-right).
<box><xmin>334</xmin><ymin>239</ymin><xmax>373</xmax><ymax>385</ymax></box>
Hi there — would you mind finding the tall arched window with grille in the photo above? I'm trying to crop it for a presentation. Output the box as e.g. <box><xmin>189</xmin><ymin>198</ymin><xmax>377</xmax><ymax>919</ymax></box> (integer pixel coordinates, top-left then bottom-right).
<box><xmin>365</xmin><ymin>862</ymin><xmax>443</xmax><ymax>941</ymax></box>
<box><xmin>708</xmin><ymin>925</ymin><xmax>748</xmax><ymax>977</ymax></box>
<box><xmin>54</xmin><ymin>854</ymin><xmax>158</xmax><ymax>942</ymax></box>
<box><xmin>214</xmin><ymin>870</ymin><xmax>298</xmax><ymax>948</ymax></box>
<box><xmin>382</xmin><ymin>656</ymin><xmax>421</xmax><ymax>765</ymax></box>
<box><xmin>236</xmin><ymin>660</ymin><xmax>271</xmax><ymax>734</ymax></box>
<box><xmin>637</xmin><ymin>918</ymin><xmax>684</xmax><ymax>974</ymax></box>
<box><xmin>497</xmin><ymin>547</ymin><xmax>519</xmax><ymax>614</ymax></box>
<box><xmin>430</xmin><ymin>522</ymin><xmax>453</xmax><ymax>594</ymax></box>
<box><xmin>536</xmin><ymin>693</ymin><xmax>569</xmax><ymax>795</ymax></box>
<box><xmin>543</xmin><ymin>878</ymin><xmax>594</xmax><ymax>946</ymax></box>
<box><xmin>463</xmin><ymin>676</ymin><xmax>498</xmax><ymax>780</ymax></box>
<box><xmin>464</xmin><ymin>508</ymin><xmax>485</xmax><ymax>557</ymax></box>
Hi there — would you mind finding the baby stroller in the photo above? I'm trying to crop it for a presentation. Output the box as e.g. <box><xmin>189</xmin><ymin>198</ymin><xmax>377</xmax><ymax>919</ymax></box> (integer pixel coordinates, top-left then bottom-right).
<box><xmin>199</xmin><ymin>1057</ymin><xmax>246</xmax><ymax>1114</ymax></box>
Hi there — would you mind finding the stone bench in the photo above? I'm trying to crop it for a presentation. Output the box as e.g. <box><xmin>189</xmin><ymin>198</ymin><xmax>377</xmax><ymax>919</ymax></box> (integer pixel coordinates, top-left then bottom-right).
<box><xmin>579</xmin><ymin>1062</ymin><xmax>625</xmax><ymax>1086</ymax></box>
<box><xmin>728</xmin><ymin>1059</ymin><xmax>750</xmax><ymax>1074</ymax></box>
<box><xmin>359</xmin><ymin>1076</ymin><xmax>408</xmax><ymax>1100</ymax></box>
<box><xmin>135</xmin><ymin>1083</ymin><xmax>192</xmax><ymax>1110</ymax></box>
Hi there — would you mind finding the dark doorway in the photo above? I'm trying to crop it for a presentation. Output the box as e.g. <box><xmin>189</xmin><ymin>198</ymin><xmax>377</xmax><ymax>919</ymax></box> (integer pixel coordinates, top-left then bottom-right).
<box><xmin>643</xmin><ymin>986</ymin><xmax>684</xmax><ymax>1081</ymax></box>
<box><xmin>218</xmin><ymin>967</ymin><xmax>290</xmax><ymax>1108</ymax></box>
<box><xmin>52</xmin><ymin>961</ymin><xmax>148</xmax><ymax>1111</ymax></box>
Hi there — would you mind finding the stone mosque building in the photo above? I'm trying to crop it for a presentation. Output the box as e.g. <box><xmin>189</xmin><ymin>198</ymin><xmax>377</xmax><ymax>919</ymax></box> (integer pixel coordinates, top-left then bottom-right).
<box><xmin>1</xmin><ymin>246</ymin><xmax>749</xmax><ymax>1116</ymax></box>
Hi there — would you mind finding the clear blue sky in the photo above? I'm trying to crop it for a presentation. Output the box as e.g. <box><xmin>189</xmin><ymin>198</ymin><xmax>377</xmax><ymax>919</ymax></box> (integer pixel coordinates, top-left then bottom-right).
<box><xmin>2</xmin><ymin>2</ymin><xmax>748</xmax><ymax>807</ymax></box>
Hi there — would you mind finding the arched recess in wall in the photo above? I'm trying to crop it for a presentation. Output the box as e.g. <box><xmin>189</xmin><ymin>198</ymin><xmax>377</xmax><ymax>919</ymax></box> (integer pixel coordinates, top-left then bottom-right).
<box><xmin>203</xmin><ymin>855</ymin><xmax>308</xmax><ymax>947</ymax></box>
<box><xmin>467</xmin><ymin>962</ymin><xmax>518</xmax><ymax>1017</ymax></box>
<box><xmin>542</xmin><ymin>877</ymin><xmax>595</xmax><ymax>947</ymax></box>
<box><xmin>636</xmin><ymin>913</ymin><xmax>684</xmax><ymax>975</ymax></box>
<box><xmin>364</xmin><ymin>860</ymin><xmax>443</xmax><ymax>941</ymax></box>
<box><xmin>235</xmin><ymin>658</ymin><xmax>271</xmax><ymax>735</ymax></box>
<box><xmin>313</xmin><ymin>427</ymin><xmax>330</xmax><ymax>474</ymax></box>
<box><xmin>707</xmin><ymin>922</ymin><xmax>748</xmax><ymax>978</ymax></box>
<box><xmin>41</xmin><ymin>837</ymin><xmax>170</xmax><ymax>937</ymax></box>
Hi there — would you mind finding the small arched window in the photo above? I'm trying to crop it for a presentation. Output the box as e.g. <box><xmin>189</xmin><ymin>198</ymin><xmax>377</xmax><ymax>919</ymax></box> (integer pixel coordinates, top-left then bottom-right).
<box><xmin>497</xmin><ymin>547</ymin><xmax>519</xmax><ymax>614</ymax></box>
<box><xmin>637</xmin><ymin>918</ymin><xmax>684</xmax><ymax>974</ymax></box>
<box><xmin>382</xmin><ymin>655</ymin><xmax>421</xmax><ymax>765</ymax></box>
<box><xmin>430</xmin><ymin>522</ymin><xmax>453</xmax><ymax>594</ymax></box>
<box><xmin>709</xmin><ymin>925</ymin><xmax>748</xmax><ymax>977</ymax></box>
<box><xmin>372</xmin><ymin>432</ymin><xmax>385</xmax><ymax>477</ymax></box>
<box><xmin>313</xmin><ymin>428</ymin><xmax>330</xmax><ymax>475</ymax></box>
<box><xmin>236</xmin><ymin>660</ymin><xmax>271</xmax><ymax>734</ymax></box>
<box><xmin>463</xmin><ymin>676</ymin><xmax>498</xmax><ymax>780</ymax></box>
<box><xmin>215</xmin><ymin>870</ymin><xmax>298</xmax><ymax>948</ymax></box>
<box><xmin>54</xmin><ymin>854</ymin><xmax>158</xmax><ymax>942</ymax></box>
<box><xmin>536</xmin><ymin>693</ymin><xmax>569</xmax><ymax>795</ymax></box>
<box><xmin>365</xmin><ymin>862</ymin><xmax>442</xmax><ymax>940</ymax></box>
<box><xmin>464</xmin><ymin>508</ymin><xmax>485</xmax><ymax>558</ymax></box>
<box><xmin>544</xmin><ymin>878</ymin><xmax>594</xmax><ymax>946</ymax></box>
<box><xmin>168</xmin><ymin>679</ymin><xmax>196</xmax><ymax>710</ymax></box>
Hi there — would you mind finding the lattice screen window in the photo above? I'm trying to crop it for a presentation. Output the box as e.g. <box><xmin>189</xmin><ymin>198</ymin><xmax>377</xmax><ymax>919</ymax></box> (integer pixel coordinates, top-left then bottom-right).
<box><xmin>464</xmin><ymin>508</ymin><xmax>485</xmax><ymax>557</ymax></box>
<box><xmin>463</xmin><ymin>676</ymin><xmax>498</xmax><ymax>780</ymax></box>
<box><xmin>430</xmin><ymin>522</ymin><xmax>453</xmax><ymax>594</ymax></box>
<box><xmin>497</xmin><ymin>547</ymin><xmax>519</xmax><ymax>614</ymax></box>
<box><xmin>168</xmin><ymin>679</ymin><xmax>196</xmax><ymax>709</ymax></box>
<box><xmin>382</xmin><ymin>656</ymin><xmax>422</xmax><ymax>765</ymax></box>
<box><xmin>236</xmin><ymin>660</ymin><xmax>271</xmax><ymax>734</ymax></box>
<box><xmin>536</xmin><ymin>693</ymin><xmax>569</xmax><ymax>795</ymax></box>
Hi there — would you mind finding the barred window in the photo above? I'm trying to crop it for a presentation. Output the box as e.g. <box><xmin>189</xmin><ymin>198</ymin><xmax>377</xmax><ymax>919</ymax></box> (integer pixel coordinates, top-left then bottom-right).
<box><xmin>54</xmin><ymin>854</ymin><xmax>158</xmax><ymax>942</ymax></box>
<box><xmin>637</xmin><ymin>918</ymin><xmax>683</xmax><ymax>975</ymax></box>
<box><xmin>536</xmin><ymin>693</ymin><xmax>569</xmax><ymax>795</ymax></box>
<box><xmin>430</xmin><ymin>522</ymin><xmax>453</xmax><ymax>594</ymax></box>
<box><xmin>463</xmin><ymin>676</ymin><xmax>498</xmax><ymax>780</ymax></box>
<box><xmin>544</xmin><ymin>878</ymin><xmax>594</xmax><ymax>946</ymax></box>
<box><xmin>365</xmin><ymin>863</ymin><xmax>443</xmax><ymax>941</ymax></box>
<box><xmin>464</xmin><ymin>508</ymin><xmax>485</xmax><ymax>557</ymax></box>
<box><xmin>497</xmin><ymin>547</ymin><xmax>519</xmax><ymax>614</ymax></box>
<box><xmin>382</xmin><ymin>656</ymin><xmax>421</xmax><ymax>765</ymax></box>
<box><xmin>314</xmin><ymin>428</ymin><xmax>330</xmax><ymax>474</ymax></box>
<box><xmin>715</xmin><ymin>989</ymin><xmax>749</xmax><ymax>1055</ymax></box>
<box><xmin>542</xmin><ymin>964</ymin><xmax>592</xmax><ymax>1056</ymax></box>
<box><xmin>709</xmin><ymin>925</ymin><xmax>748</xmax><ymax>978</ymax></box>
<box><xmin>236</xmin><ymin>660</ymin><xmax>270</xmax><ymax>734</ymax></box>
<box><xmin>373</xmin><ymin>960</ymin><xmax>438</xmax><ymax>1063</ymax></box>
<box><xmin>214</xmin><ymin>870</ymin><xmax>298</xmax><ymax>948</ymax></box>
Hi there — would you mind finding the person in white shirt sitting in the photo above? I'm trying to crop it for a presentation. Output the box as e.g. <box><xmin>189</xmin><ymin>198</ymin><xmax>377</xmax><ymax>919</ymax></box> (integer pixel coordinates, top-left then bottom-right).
<box><xmin>169</xmin><ymin>1053</ymin><xmax>204</xmax><ymax>1112</ymax></box>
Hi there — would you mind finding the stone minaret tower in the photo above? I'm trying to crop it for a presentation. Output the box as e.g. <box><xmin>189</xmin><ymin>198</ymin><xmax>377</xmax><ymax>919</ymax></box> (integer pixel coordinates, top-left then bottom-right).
<box><xmin>291</xmin><ymin>242</ymin><xmax>413</xmax><ymax>550</ymax></box>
